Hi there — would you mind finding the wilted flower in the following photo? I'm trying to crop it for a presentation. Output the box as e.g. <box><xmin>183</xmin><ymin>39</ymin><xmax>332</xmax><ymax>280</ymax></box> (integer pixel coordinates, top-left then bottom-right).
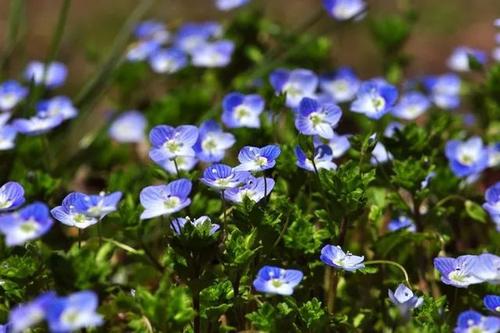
<box><xmin>170</xmin><ymin>216</ymin><xmax>220</xmax><ymax>235</ymax></box>
<box><xmin>269</xmin><ymin>68</ymin><xmax>318</xmax><ymax>108</ymax></box>
<box><xmin>24</xmin><ymin>61</ymin><xmax>67</xmax><ymax>88</ymax></box>
<box><xmin>295</xmin><ymin>97</ymin><xmax>342</xmax><ymax>139</ymax></box>
<box><xmin>140</xmin><ymin>179</ymin><xmax>192</xmax><ymax>220</ymax></box>
<box><xmin>253</xmin><ymin>266</ymin><xmax>303</xmax><ymax>296</ymax></box>
<box><xmin>0</xmin><ymin>181</ymin><xmax>25</xmax><ymax>211</ymax></box>
<box><xmin>447</xmin><ymin>47</ymin><xmax>487</xmax><ymax>72</ymax></box>
<box><xmin>320</xmin><ymin>67</ymin><xmax>360</xmax><ymax>103</ymax></box>
<box><xmin>0</xmin><ymin>202</ymin><xmax>54</xmax><ymax>246</ymax></box>
<box><xmin>320</xmin><ymin>244</ymin><xmax>365</xmax><ymax>272</ymax></box>
<box><xmin>295</xmin><ymin>144</ymin><xmax>337</xmax><ymax>172</ymax></box>
<box><xmin>222</xmin><ymin>92</ymin><xmax>264</xmax><ymax>128</ymax></box>
<box><xmin>194</xmin><ymin>120</ymin><xmax>235</xmax><ymax>163</ymax></box>
<box><xmin>350</xmin><ymin>79</ymin><xmax>398</xmax><ymax>119</ymax></box>
<box><xmin>445</xmin><ymin>136</ymin><xmax>489</xmax><ymax>178</ymax></box>
<box><xmin>108</xmin><ymin>111</ymin><xmax>147</xmax><ymax>143</ymax></box>
<box><xmin>388</xmin><ymin>284</ymin><xmax>423</xmax><ymax>317</ymax></box>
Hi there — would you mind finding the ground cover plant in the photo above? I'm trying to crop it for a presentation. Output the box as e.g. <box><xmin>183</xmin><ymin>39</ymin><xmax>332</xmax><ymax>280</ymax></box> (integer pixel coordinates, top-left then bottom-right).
<box><xmin>0</xmin><ymin>0</ymin><xmax>499</xmax><ymax>332</ymax></box>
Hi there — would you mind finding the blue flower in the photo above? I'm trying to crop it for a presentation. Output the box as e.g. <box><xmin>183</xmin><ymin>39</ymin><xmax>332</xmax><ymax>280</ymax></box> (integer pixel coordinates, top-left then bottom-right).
<box><xmin>391</xmin><ymin>91</ymin><xmax>431</xmax><ymax>120</ymax></box>
<box><xmin>0</xmin><ymin>181</ymin><xmax>25</xmax><ymax>211</ymax></box>
<box><xmin>216</xmin><ymin>0</ymin><xmax>250</xmax><ymax>10</ymax></box>
<box><xmin>315</xmin><ymin>133</ymin><xmax>351</xmax><ymax>158</ymax></box>
<box><xmin>24</xmin><ymin>61</ymin><xmax>67</xmax><ymax>88</ymax></box>
<box><xmin>469</xmin><ymin>253</ymin><xmax>500</xmax><ymax>284</ymax></box>
<box><xmin>194</xmin><ymin>120</ymin><xmax>235</xmax><ymax>163</ymax></box>
<box><xmin>149</xmin><ymin>125</ymin><xmax>199</xmax><ymax>164</ymax></box>
<box><xmin>51</xmin><ymin>193</ymin><xmax>99</xmax><ymax>229</ymax></box>
<box><xmin>126</xmin><ymin>40</ymin><xmax>161</xmax><ymax>62</ymax></box>
<box><xmin>134</xmin><ymin>20</ymin><xmax>170</xmax><ymax>43</ymax></box>
<box><xmin>234</xmin><ymin>145</ymin><xmax>281</xmax><ymax>172</ymax></box>
<box><xmin>9</xmin><ymin>292</ymin><xmax>56</xmax><ymax>333</ymax></box>
<box><xmin>388</xmin><ymin>284</ymin><xmax>423</xmax><ymax>317</ymax></box>
<box><xmin>350</xmin><ymin>79</ymin><xmax>398</xmax><ymax>119</ymax></box>
<box><xmin>36</xmin><ymin>96</ymin><xmax>78</xmax><ymax>120</ymax></box>
<box><xmin>295</xmin><ymin>144</ymin><xmax>337</xmax><ymax>172</ymax></box>
<box><xmin>388</xmin><ymin>216</ymin><xmax>416</xmax><ymax>232</ymax></box>
<box><xmin>433</xmin><ymin>255</ymin><xmax>484</xmax><ymax>288</ymax></box>
<box><xmin>322</xmin><ymin>0</ymin><xmax>366</xmax><ymax>21</ymax></box>
<box><xmin>270</xmin><ymin>68</ymin><xmax>319</xmax><ymax>108</ymax></box>
<box><xmin>12</xmin><ymin>113</ymin><xmax>64</xmax><ymax>136</ymax></box>
<box><xmin>484</xmin><ymin>295</ymin><xmax>500</xmax><ymax>314</ymax></box>
<box><xmin>222</xmin><ymin>92</ymin><xmax>264</xmax><ymax>128</ymax></box>
<box><xmin>371</xmin><ymin>142</ymin><xmax>392</xmax><ymax>165</ymax></box>
<box><xmin>454</xmin><ymin>310</ymin><xmax>500</xmax><ymax>333</ymax></box>
<box><xmin>0</xmin><ymin>202</ymin><xmax>53</xmax><ymax>246</ymax></box>
<box><xmin>320</xmin><ymin>244</ymin><xmax>365</xmax><ymax>271</ymax></box>
<box><xmin>253</xmin><ymin>265</ymin><xmax>303</xmax><ymax>296</ymax></box>
<box><xmin>170</xmin><ymin>216</ymin><xmax>220</xmax><ymax>235</ymax></box>
<box><xmin>484</xmin><ymin>182</ymin><xmax>500</xmax><ymax>230</ymax></box>
<box><xmin>174</xmin><ymin>22</ymin><xmax>222</xmax><ymax>54</ymax></box>
<box><xmin>67</xmin><ymin>191</ymin><xmax>122</xmax><ymax>219</ymax></box>
<box><xmin>149</xmin><ymin>48</ymin><xmax>188</xmax><ymax>74</ymax></box>
<box><xmin>423</xmin><ymin>74</ymin><xmax>461</xmax><ymax>109</ymax></box>
<box><xmin>445</xmin><ymin>137</ymin><xmax>489</xmax><ymax>178</ymax></box>
<box><xmin>0</xmin><ymin>80</ymin><xmax>28</xmax><ymax>111</ymax></box>
<box><xmin>295</xmin><ymin>98</ymin><xmax>342</xmax><ymax>139</ymax></box>
<box><xmin>159</xmin><ymin>156</ymin><xmax>198</xmax><ymax>175</ymax></box>
<box><xmin>140</xmin><ymin>179</ymin><xmax>192</xmax><ymax>220</ymax></box>
<box><xmin>487</xmin><ymin>143</ymin><xmax>500</xmax><ymax>168</ymax></box>
<box><xmin>200</xmin><ymin>164</ymin><xmax>250</xmax><ymax>190</ymax></box>
<box><xmin>447</xmin><ymin>47</ymin><xmax>487</xmax><ymax>72</ymax></box>
<box><xmin>319</xmin><ymin>67</ymin><xmax>360</xmax><ymax>103</ymax></box>
<box><xmin>421</xmin><ymin>171</ymin><xmax>436</xmax><ymax>189</ymax></box>
<box><xmin>224</xmin><ymin>176</ymin><xmax>275</xmax><ymax>204</ymax></box>
<box><xmin>108</xmin><ymin>110</ymin><xmax>147</xmax><ymax>143</ymax></box>
<box><xmin>192</xmin><ymin>40</ymin><xmax>234</xmax><ymax>68</ymax></box>
<box><xmin>46</xmin><ymin>291</ymin><xmax>103</xmax><ymax>332</ymax></box>
<box><xmin>0</xmin><ymin>124</ymin><xmax>16</xmax><ymax>151</ymax></box>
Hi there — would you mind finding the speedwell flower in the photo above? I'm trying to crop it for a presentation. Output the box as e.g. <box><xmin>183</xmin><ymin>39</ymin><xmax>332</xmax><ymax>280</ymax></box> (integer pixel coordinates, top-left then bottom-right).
<box><xmin>295</xmin><ymin>97</ymin><xmax>342</xmax><ymax>139</ymax></box>
<box><xmin>0</xmin><ymin>202</ymin><xmax>53</xmax><ymax>246</ymax></box>
<box><xmin>200</xmin><ymin>164</ymin><xmax>250</xmax><ymax>191</ymax></box>
<box><xmin>484</xmin><ymin>295</ymin><xmax>500</xmax><ymax>314</ymax></box>
<box><xmin>269</xmin><ymin>68</ymin><xmax>318</xmax><ymax>108</ymax></box>
<box><xmin>320</xmin><ymin>244</ymin><xmax>365</xmax><ymax>272</ymax></box>
<box><xmin>140</xmin><ymin>179</ymin><xmax>192</xmax><ymax>220</ymax></box>
<box><xmin>149</xmin><ymin>124</ymin><xmax>199</xmax><ymax>164</ymax></box>
<box><xmin>224</xmin><ymin>176</ymin><xmax>275</xmax><ymax>204</ymax></box>
<box><xmin>253</xmin><ymin>266</ymin><xmax>303</xmax><ymax>296</ymax></box>
<box><xmin>216</xmin><ymin>0</ymin><xmax>250</xmax><ymax>10</ymax></box>
<box><xmin>320</xmin><ymin>67</ymin><xmax>360</xmax><ymax>103</ymax></box>
<box><xmin>470</xmin><ymin>253</ymin><xmax>500</xmax><ymax>284</ymax></box>
<box><xmin>314</xmin><ymin>133</ymin><xmax>350</xmax><ymax>158</ymax></box>
<box><xmin>108</xmin><ymin>110</ymin><xmax>147</xmax><ymax>143</ymax></box>
<box><xmin>233</xmin><ymin>145</ymin><xmax>281</xmax><ymax>172</ymax></box>
<box><xmin>391</xmin><ymin>91</ymin><xmax>431</xmax><ymax>120</ymax></box>
<box><xmin>126</xmin><ymin>40</ymin><xmax>161</xmax><ymax>62</ymax></box>
<box><xmin>484</xmin><ymin>182</ymin><xmax>500</xmax><ymax>230</ymax></box>
<box><xmin>350</xmin><ymin>79</ymin><xmax>398</xmax><ymax>119</ymax></box>
<box><xmin>174</xmin><ymin>22</ymin><xmax>222</xmax><ymax>54</ymax></box>
<box><xmin>295</xmin><ymin>144</ymin><xmax>337</xmax><ymax>172</ymax></box>
<box><xmin>445</xmin><ymin>136</ymin><xmax>489</xmax><ymax>178</ymax></box>
<box><xmin>322</xmin><ymin>0</ymin><xmax>366</xmax><ymax>21</ymax></box>
<box><xmin>149</xmin><ymin>48</ymin><xmax>188</xmax><ymax>74</ymax></box>
<box><xmin>433</xmin><ymin>255</ymin><xmax>484</xmax><ymax>288</ymax></box>
<box><xmin>69</xmin><ymin>191</ymin><xmax>122</xmax><ymax>220</ymax></box>
<box><xmin>423</xmin><ymin>73</ymin><xmax>461</xmax><ymax>109</ymax></box>
<box><xmin>453</xmin><ymin>310</ymin><xmax>500</xmax><ymax>333</ymax></box>
<box><xmin>12</xmin><ymin>113</ymin><xmax>64</xmax><ymax>136</ymax></box>
<box><xmin>447</xmin><ymin>46</ymin><xmax>487</xmax><ymax>72</ymax></box>
<box><xmin>0</xmin><ymin>115</ymin><xmax>16</xmax><ymax>150</ymax></box>
<box><xmin>191</xmin><ymin>40</ymin><xmax>234</xmax><ymax>68</ymax></box>
<box><xmin>0</xmin><ymin>80</ymin><xmax>27</xmax><ymax>111</ymax></box>
<box><xmin>36</xmin><ymin>96</ymin><xmax>78</xmax><ymax>120</ymax></box>
<box><xmin>222</xmin><ymin>92</ymin><xmax>264</xmax><ymax>128</ymax></box>
<box><xmin>9</xmin><ymin>292</ymin><xmax>56</xmax><ymax>333</ymax></box>
<box><xmin>51</xmin><ymin>193</ymin><xmax>99</xmax><ymax>229</ymax></box>
<box><xmin>194</xmin><ymin>120</ymin><xmax>235</xmax><ymax>163</ymax></box>
<box><xmin>134</xmin><ymin>20</ymin><xmax>170</xmax><ymax>43</ymax></box>
<box><xmin>170</xmin><ymin>216</ymin><xmax>220</xmax><ymax>235</ymax></box>
<box><xmin>388</xmin><ymin>216</ymin><xmax>416</xmax><ymax>232</ymax></box>
<box><xmin>0</xmin><ymin>181</ymin><xmax>25</xmax><ymax>211</ymax></box>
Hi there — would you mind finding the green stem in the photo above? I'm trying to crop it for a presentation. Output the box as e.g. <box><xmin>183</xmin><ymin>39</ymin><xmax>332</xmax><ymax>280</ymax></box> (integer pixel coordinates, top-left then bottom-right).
<box><xmin>0</xmin><ymin>0</ymin><xmax>25</xmax><ymax>74</ymax></box>
<box><xmin>173</xmin><ymin>157</ymin><xmax>180</xmax><ymax>178</ymax></box>
<box><xmin>364</xmin><ymin>260</ymin><xmax>411</xmax><ymax>286</ymax></box>
<box><xmin>46</xmin><ymin>0</ymin><xmax>72</xmax><ymax>64</ymax></box>
<box><xmin>435</xmin><ymin>195</ymin><xmax>466</xmax><ymax>208</ymax></box>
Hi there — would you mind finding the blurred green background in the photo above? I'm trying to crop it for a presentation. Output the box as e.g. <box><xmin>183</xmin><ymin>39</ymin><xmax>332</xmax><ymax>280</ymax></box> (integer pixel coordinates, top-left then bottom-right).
<box><xmin>1</xmin><ymin>0</ymin><xmax>500</xmax><ymax>88</ymax></box>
